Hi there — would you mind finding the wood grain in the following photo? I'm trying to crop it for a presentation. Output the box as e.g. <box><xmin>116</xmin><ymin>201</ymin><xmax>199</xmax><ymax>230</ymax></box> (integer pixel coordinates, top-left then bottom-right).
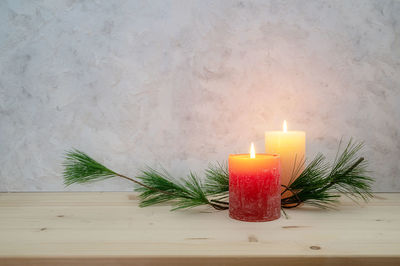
<box><xmin>0</xmin><ymin>192</ymin><xmax>399</xmax><ymax>265</ymax></box>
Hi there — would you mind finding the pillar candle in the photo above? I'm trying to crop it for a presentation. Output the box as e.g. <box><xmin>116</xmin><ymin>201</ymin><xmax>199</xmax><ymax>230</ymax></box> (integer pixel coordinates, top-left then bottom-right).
<box><xmin>265</xmin><ymin>120</ymin><xmax>305</xmax><ymax>193</ymax></box>
<box><xmin>229</xmin><ymin>143</ymin><xmax>281</xmax><ymax>222</ymax></box>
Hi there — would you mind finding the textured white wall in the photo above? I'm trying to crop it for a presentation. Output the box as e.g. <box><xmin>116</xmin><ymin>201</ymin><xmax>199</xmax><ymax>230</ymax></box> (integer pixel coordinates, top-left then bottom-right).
<box><xmin>1</xmin><ymin>0</ymin><xmax>399</xmax><ymax>192</ymax></box>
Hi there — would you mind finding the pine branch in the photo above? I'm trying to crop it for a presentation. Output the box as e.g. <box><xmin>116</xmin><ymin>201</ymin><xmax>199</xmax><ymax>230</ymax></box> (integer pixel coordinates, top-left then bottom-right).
<box><xmin>63</xmin><ymin>149</ymin><xmax>117</xmax><ymax>185</ymax></box>
<box><xmin>204</xmin><ymin>162</ymin><xmax>229</xmax><ymax>197</ymax></box>
<box><xmin>62</xmin><ymin>150</ymin><xmax>228</xmax><ymax>210</ymax></box>
<box><xmin>62</xmin><ymin>139</ymin><xmax>374</xmax><ymax>211</ymax></box>
<box><xmin>63</xmin><ymin>149</ymin><xmax>165</xmax><ymax>192</ymax></box>
<box><xmin>134</xmin><ymin>168</ymin><xmax>227</xmax><ymax>210</ymax></box>
<box><xmin>281</xmin><ymin>139</ymin><xmax>374</xmax><ymax>208</ymax></box>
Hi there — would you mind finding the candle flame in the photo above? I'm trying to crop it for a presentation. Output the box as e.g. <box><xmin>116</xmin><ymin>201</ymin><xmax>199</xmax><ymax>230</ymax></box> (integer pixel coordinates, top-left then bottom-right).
<box><xmin>283</xmin><ymin>120</ymin><xmax>287</xmax><ymax>133</ymax></box>
<box><xmin>250</xmin><ymin>142</ymin><xmax>256</xmax><ymax>158</ymax></box>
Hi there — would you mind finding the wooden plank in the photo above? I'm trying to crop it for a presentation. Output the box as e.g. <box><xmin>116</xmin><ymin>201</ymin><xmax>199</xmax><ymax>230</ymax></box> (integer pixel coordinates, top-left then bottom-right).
<box><xmin>0</xmin><ymin>192</ymin><xmax>399</xmax><ymax>265</ymax></box>
<box><xmin>1</xmin><ymin>257</ymin><xmax>399</xmax><ymax>266</ymax></box>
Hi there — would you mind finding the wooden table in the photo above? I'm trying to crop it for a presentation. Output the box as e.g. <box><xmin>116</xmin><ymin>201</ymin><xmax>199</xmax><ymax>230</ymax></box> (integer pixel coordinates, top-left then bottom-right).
<box><xmin>0</xmin><ymin>192</ymin><xmax>399</xmax><ymax>265</ymax></box>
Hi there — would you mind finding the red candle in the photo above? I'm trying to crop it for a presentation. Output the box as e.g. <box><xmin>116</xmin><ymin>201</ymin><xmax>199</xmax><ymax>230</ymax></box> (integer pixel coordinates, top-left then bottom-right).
<box><xmin>229</xmin><ymin>143</ymin><xmax>281</xmax><ymax>222</ymax></box>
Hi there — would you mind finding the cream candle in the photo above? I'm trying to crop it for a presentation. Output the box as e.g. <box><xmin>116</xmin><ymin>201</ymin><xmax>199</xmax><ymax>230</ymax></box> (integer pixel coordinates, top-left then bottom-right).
<box><xmin>265</xmin><ymin>121</ymin><xmax>305</xmax><ymax>194</ymax></box>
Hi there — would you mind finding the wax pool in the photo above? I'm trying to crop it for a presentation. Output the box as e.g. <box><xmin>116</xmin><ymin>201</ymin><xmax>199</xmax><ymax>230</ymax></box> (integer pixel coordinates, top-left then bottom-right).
<box><xmin>229</xmin><ymin>154</ymin><xmax>281</xmax><ymax>222</ymax></box>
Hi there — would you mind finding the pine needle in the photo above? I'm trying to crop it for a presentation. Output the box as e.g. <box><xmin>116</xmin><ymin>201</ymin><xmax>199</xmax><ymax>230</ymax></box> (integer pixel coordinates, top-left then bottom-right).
<box><xmin>62</xmin><ymin>139</ymin><xmax>374</xmax><ymax>211</ymax></box>
<box><xmin>62</xmin><ymin>152</ymin><xmax>228</xmax><ymax>210</ymax></box>
<box><xmin>281</xmin><ymin>139</ymin><xmax>373</xmax><ymax>208</ymax></box>
<box><xmin>204</xmin><ymin>162</ymin><xmax>229</xmax><ymax>197</ymax></box>
<box><xmin>63</xmin><ymin>149</ymin><xmax>117</xmax><ymax>186</ymax></box>
<box><xmin>134</xmin><ymin>169</ymin><xmax>208</xmax><ymax>210</ymax></box>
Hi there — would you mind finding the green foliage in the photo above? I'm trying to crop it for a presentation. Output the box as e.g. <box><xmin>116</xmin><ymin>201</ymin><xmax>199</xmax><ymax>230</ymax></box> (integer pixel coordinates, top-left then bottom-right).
<box><xmin>134</xmin><ymin>169</ymin><xmax>224</xmax><ymax>210</ymax></box>
<box><xmin>62</xmin><ymin>139</ymin><xmax>374</xmax><ymax>211</ymax></box>
<box><xmin>204</xmin><ymin>162</ymin><xmax>229</xmax><ymax>197</ymax></box>
<box><xmin>62</xmin><ymin>152</ymin><xmax>228</xmax><ymax>210</ymax></box>
<box><xmin>282</xmin><ymin>139</ymin><xmax>373</xmax><ymax>208</ymax></box>
<box><xmin>63</xmin><ymin>149</ymin><xmax>117</xmax><ymax>186</ymax></box>
<box><xmin>282</xmin><ymin>154</ymin><xmax>339</xmax><ymax>208</ymax></box>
